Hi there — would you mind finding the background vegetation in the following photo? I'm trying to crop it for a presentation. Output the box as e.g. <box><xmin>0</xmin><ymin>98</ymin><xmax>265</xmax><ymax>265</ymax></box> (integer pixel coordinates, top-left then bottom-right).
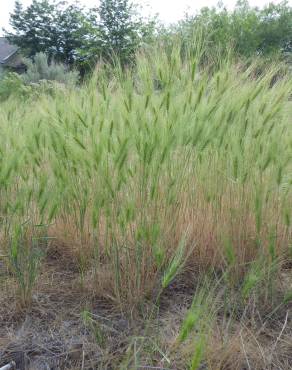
<box><xmin>4</xmin><ymin>0</ymin><xmax>292</xmax><ymax>71</ymax></box>
<box><xmin>0</xmin><ymin>1</ymin><xmax>291</xmax><ymax>369</ymax></box>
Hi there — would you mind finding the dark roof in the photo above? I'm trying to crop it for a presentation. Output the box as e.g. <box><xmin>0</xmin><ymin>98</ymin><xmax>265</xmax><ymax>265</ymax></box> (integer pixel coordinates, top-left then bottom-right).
<box><xmin>0</xmin><ymin>37</ymin><xmax>19</xmax><ymax>64</ymax></box>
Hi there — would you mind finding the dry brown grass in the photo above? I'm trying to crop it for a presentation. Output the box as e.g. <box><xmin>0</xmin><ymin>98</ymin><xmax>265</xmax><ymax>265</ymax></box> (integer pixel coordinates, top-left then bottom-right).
<box><xmin>40</xmin><ymin>176</ymin><xmax>291</xmax><ymax>309</ymax></box>
<box><xmin>0</xmin><ymin>252</ymin><xmax>291</xmax><ymax>369</ymax></box>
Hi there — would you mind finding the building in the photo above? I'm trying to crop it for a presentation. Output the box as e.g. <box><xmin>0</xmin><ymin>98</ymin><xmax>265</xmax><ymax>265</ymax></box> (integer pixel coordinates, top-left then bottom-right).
<box><xmin>0</xmin><ymin>37</ymin><xmax>25</xmax><ymax>72</ymax></box>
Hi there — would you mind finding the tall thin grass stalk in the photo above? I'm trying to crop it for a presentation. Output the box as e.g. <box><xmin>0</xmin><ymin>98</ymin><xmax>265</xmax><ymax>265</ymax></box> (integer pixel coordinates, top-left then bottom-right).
<box><xmin>0</xmin><ymin>39</ymin><xmax>291</xmax><ymax>309</ymax></box>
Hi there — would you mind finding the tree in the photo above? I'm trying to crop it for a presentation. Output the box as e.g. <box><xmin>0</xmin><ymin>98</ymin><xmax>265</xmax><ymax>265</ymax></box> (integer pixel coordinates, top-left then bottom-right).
<box><xmin>97</xmin><ymin>0</ymin><xmax>143</xmax><ymax>65</ymax></box>
<box><xmin>5</xmin><ymin>0</ymin><xmax>97</xmax><ymax>66</ymax></box>
<box><xmin>177</xmin><ymin>0</ymin><xmax>292</xmax><ymax>59</ymax></box>
<box><xmin>5</xmin><ymin>0</ymin><xmax>157</xmax><ymax>70</ymax></box>
<box><xmin>258</xmin><ymin>1</ymin><xmax>292</xmax><ymax>54</ymax></box>
<box><xmin>6</xmin><ymin>0</ymin><xmax>56</xmax><ymax>57</ymax></box>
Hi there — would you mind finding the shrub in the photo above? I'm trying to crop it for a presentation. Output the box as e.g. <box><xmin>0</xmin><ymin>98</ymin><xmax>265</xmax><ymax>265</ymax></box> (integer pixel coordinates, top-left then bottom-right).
<box><xmin>0</xmin><ymin>72</ymin><xmax>31</xmax><ymax>101</ymax></box>
<box><xmin>0</xmin><ymin>53</ymin><xmax>78</xmax><ymax>102</ymax></box>
<box><xmin>22</xmin><ymin>52</ymin><xmax>79</xmax><ymax>86</ymax></box>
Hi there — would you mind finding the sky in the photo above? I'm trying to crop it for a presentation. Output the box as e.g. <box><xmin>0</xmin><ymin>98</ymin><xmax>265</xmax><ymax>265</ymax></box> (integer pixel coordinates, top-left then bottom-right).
<box><xmin>0</xmin><ymin>0</ymin><xmax>290</xmax><ymax>35</ymax></box>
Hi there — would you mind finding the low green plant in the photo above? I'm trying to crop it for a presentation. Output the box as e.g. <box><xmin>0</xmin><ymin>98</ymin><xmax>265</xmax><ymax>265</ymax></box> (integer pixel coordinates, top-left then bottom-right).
<box><xmin>162</xmin><ymin>236</ymin><xmax>187</xmax><ymax>290</ymax></box>
<box><xmin>8</xmin><ymin>222</ymin><xmax>43</xmax><ymax>307</ymax></box>
<box><xmin>81</xmin><ymin>310</ymin><xmax>105</xmax><ymax>346</ymax></box>
<box><xmin>176</xmin><ymin>279</ymin><xmax>217</xmax><ymax>369</ymax></box>
<box><xmin>0</xmin><ymin>72</ymin><xmax>31</xmax><ymax>101</ymax></box>
<box><xmin>241</xmin><ymin>256</ymin><xmax>278</xmax><ymax>303</ymax></box>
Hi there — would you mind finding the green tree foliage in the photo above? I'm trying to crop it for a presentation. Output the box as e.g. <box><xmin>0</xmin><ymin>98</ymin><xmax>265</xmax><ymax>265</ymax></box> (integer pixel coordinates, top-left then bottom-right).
<box><xmin>258</xmin><ymin>1</ymin><xmax>292</xmax><ymax>54</ymax></box>
<box><xmin>4</xmin><ymin>0</ymin><xmax>291</xmax><ymax>72</ymax></box>
<box><xmin>5</xmin><ymin>0</ymin><xmax>97</xmax><ymax>66</ymax></box>
<box><xmin>98</xmin><ymin>0</ymin><xmax>142</xmax><ymax>65</ymax></box>
<box><xmin>179</xmin><ymin>0</ymin><xmax>292</xmax><ymax>58</ymax></box>
<box><xmin>80</xmin><ymin>0</ymin><xmax>157</xmax><ymax>68</ymax></box>
<box><xmin>5</xmin><ymin>0</ymin><xmax>157</xmax><ymax>70</ymax></box>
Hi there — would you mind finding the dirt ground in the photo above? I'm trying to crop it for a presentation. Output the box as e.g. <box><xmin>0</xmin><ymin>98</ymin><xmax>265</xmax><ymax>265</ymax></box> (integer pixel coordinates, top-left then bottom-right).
<box><xmin>0</xmin><ymin>253</ymin><xmax>291</xmax><ymax>370</ymax></box>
